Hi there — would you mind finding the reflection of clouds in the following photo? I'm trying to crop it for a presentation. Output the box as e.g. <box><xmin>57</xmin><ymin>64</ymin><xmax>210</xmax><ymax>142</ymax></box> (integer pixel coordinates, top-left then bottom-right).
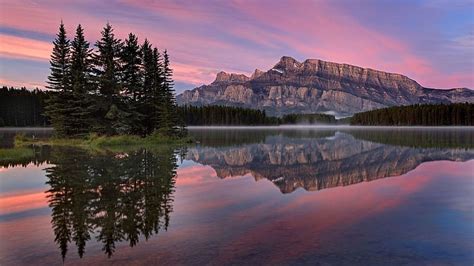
<box><xmin>0</xmin><ymin>163</ymin><xmax>50</xmax><ymax>197</ymax></box>
<box><xmin>420</xmin><ymin>159</ymin><xmax>474</xmax><ymax>177</ymax></box>
<box><xmin>0</xmin><ymin>190</ymin><xmax>47</xmax><ymax>215</ymax></box>
<box><xmin>212</xmin><ymin>160</ymin><xmax>469</xmax><ymax>265</ymax></box>
<box><xmin>0</xmin><ymin>215</ymin><xmax>57</xmax><ymax>264</ymax></box>
<box><xmin>176</xmin><ymin>164</ymin><xmax>218</xmax><ymax>186</ymax></box>
<box><xmin>173</xmin><ymin>159</ymin><xmax>437</xmax><ymax>263</ymax></box>
<box><xmin>419</xmin><ymin>160</ymin><xmax>474</xmax><ymax>213</ymax></box>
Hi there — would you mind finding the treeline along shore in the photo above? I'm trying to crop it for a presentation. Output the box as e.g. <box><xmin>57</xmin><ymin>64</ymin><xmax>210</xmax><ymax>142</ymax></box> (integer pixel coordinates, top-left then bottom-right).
<box><xmin>350</xmin><ymin>103</ymin><xmax>473</xmax><ymax>126</ymax></box>
<box><xmin>1</xmin><ymin>85</ymin><xmax>472</xmax><ymax>127</ymax></box>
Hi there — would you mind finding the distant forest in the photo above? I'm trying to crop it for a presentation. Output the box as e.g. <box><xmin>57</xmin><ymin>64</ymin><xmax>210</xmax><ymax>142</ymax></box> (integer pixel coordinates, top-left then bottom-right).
<box><xmin>0</xmin><ymin>87</ymin><xmax>49</xmax><ymax>127</ymax></box>
<box><xmin>1</xmin><ymin>86</ymin><xmax>472</xmax><ymax>127</ymax></box>
<box><xmin>350</xmin><ymin>103</ymin><xmax>473</xmax><ymax>126</ymax></box>
<box><xmin>178</xmin><ymin>105</ymin><xmax>279</xmax><ymax>125</ymax></box>
<box><xmin>171</xmin><ymin>105</ymin><xmax>340</xmax><ymax>125</ymax></box>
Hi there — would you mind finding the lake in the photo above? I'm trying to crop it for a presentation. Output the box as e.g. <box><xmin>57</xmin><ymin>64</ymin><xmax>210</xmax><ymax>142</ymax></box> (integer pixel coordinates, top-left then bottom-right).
<box><xmin>0</xmin><ymin>127</ymin><xmax>473</xmax><ymax>265</ymax></box>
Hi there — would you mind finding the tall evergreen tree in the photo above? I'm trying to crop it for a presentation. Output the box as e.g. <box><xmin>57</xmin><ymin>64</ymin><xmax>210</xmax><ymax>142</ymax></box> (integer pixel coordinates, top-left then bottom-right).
<box><xmin>47</xmin><ymin>22</ymin><xmax>71</xmax><ymax>92</ymax></box>
<box><xmin>94</xmin><ymin>23</ymin><xmax>123</xmax><ymax>98</ymax></box>
<box><xmin>151</xmin><ymin>47</ymin><xmax>164</xmax><ymax>132</ymax></box>
<box><xmin>121</xmin><ymin>33</ymin><xmax>142</xmax><ymax>101</ymax></box>
<box><xmin>159</xmin><ymin>50</ymin><xmax>179</xmax><ymax>136</ymax></box>
<box><xmin>69</xmin><ymin>24</ymin><xmax>95</xmax><ymax>136</ymax></box>
<box><xmin>93</xmin><ymin>23</ymin><xmax>124</xmax><ymax>134</ymax></box>
<box><xmin>140</xmin><ymin>39</ymin><xmax>155</xmax><ymax>135</ymax></box>
<box><xmin>45</xmin><ymin>22</ymin><xmax>71</xmax><ymax>136</ymax></box>
<box><xmin>120</xmin><ymin>33</ymin><xmax>143</xmax><ymax>134</ymax></box>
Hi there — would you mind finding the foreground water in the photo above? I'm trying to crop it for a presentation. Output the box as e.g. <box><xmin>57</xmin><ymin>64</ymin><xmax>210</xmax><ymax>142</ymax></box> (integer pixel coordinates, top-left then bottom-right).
<box><xmin>0</xmin><ymin>127</ymin><xmax>473</xmax><ymax>265</ymax></box>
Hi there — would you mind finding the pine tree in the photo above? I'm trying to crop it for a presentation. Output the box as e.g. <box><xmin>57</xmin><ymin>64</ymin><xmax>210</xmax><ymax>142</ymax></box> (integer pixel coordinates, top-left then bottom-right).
<box><xmin>45</xmin><ymin>22</ymin><xmax>71</xmax><ymax>136</ymax></box>
<box><xmin>140</xmin><ymin>39</ymin><xmax>155</xmax><ymax>135</ymax></box>
<box><xmin>159</xmin><ymin>50</ymin><xmax>180</xmax><ymax>136</ymax></box>
<box><xmin>120</xmin><ymin>33</ymin><xmax>143</xmax><ymax>134</ymax></box>
<box><xmin>94</xmin><ymin>23</ymin><xmax>123</xmax><ymax>98</ymax></box>
<box><xmin>93</xmin><ymin>23</ymin><xmax>124</xmax><ymax>134</ymax></box>
<box><xmin>151</xmin><ymin>47</ymin><xmax>164</xmax><ymax>132</ymax></box>
<box><xmin>47</xmin><ymin>22</ymin><xmax>71</xmax><ymax>92</ymax></box>
<box><xmin>69</xmin><ymin>24</ymin><xmax>95</xmax><ymax>137</ymax></box>
<box><xmin>121</xmin><ymin>33</ymin><xmax>142</xmax><ymax>101</ymax></box>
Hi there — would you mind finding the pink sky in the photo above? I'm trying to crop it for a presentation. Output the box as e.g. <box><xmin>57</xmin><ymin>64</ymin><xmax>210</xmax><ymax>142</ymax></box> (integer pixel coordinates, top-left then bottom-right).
<box><xmin>0</xmin><ymin>0</ymin><xmax>473</xmax><ymax>93</ymax></box>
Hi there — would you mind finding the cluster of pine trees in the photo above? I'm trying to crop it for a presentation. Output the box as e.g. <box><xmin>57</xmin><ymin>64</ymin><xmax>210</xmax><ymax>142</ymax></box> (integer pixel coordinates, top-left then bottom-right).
<box><xmin>0</xmin><ymin>86</ymin><xmax>50</xmax><ymax>127</ymax></box>
<box><xmin>46</xmin><ymin>22</ymin><xmax>183</xmax><ymax>137</ymax></box>
<box><xmin>350</xmin><ymin>103</ymin><xmax>473</xmax><ymax>126</ymax></box>
<box><xmin>178</xmin><ymin>105</ymin><xmax>280</xmax><ymax>125</ymax></box>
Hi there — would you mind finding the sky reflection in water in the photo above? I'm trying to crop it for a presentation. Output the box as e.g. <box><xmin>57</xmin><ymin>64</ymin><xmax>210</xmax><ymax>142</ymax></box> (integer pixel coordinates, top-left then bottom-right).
<box><xmin>0</xmin><ymin>128</ymin><xmax>473</xmax><ymax>265</ymax></box>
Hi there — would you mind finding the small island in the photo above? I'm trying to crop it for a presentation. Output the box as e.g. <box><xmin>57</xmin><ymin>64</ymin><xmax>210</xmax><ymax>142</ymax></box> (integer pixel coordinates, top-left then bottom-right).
<box><xmin>3</xmin><ymin>22</ymin><xmax>187</xmax><ymax>148</ymax></box>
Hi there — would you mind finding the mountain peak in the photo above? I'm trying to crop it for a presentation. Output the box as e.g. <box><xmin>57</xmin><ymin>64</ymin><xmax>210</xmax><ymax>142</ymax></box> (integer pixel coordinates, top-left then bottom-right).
<box><xmin>214</xmin><ymin>71</ymin><xmax>249</xmax><ymax>83</ymax></box>
<box><xmin>251</xmin><ymin>68</ymin><xmax>264</xmax><ymax>79</ymax></box>
<box><xmin>279</xmin><ymin>56</ymin><xmax>299</xmax><ymax>63</ymax></box>
<box><xmin>273</xmin><ymin>56</ymin><xmax>301</xmax><ymax>71</ymax></box>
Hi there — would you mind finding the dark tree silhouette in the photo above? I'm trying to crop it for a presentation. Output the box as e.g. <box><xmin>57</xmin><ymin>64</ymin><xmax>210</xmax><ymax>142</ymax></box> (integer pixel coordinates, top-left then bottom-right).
<box><xmin>351</xmin><ymin>103</ymin><xmax>473</xmax><ymax>126</ymax></box>
<box><xmin>0</xmin><ymin>86</ymin><xmax>50</xmax><ymax>127</ymax></box>
<box><xmin>40</xmin><ymin>22</ymin><xmax>184</xmax><ymax>137</ymax></box>
<box><xmin>45</xmin><ymin>21</ymin><xmax>71</xmax><ymax>135</ymax></box>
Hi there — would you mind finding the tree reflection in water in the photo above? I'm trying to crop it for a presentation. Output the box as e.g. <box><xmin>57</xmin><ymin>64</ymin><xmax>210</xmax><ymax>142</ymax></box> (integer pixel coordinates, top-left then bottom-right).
<box><xmin>44</xmin><ymin>146</ymin><xmax>181</xmax><ymax>259</ymax></box>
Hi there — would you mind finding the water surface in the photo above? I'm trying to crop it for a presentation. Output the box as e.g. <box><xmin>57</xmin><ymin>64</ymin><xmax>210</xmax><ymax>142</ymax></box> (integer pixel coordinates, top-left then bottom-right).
<box><xmin>0</xmin><ymin>127</ymin><xmax>473</xmax><ymax>265</ymax></box>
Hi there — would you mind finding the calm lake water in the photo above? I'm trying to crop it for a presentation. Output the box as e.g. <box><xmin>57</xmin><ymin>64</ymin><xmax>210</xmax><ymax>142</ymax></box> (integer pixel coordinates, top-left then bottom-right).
<box><xmin>0</xmin><ymin>127</ymin><xmax>473</xmax><ymax>265</ymax></box>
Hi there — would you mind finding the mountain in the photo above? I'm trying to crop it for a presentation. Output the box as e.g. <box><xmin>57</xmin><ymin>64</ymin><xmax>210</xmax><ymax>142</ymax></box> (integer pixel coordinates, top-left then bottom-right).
<box><xmin>186</xmin><ymin>132</ymin><xmax>474</xmax><ymax>194</ymax></box>
<box><xmin>177</xmin><ymin>56</ymin><xmax>474</xmax><ymax>116</ymax></box>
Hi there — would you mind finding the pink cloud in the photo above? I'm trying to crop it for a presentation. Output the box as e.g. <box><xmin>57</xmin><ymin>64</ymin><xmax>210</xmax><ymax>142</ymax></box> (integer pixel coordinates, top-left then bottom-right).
<box><xmin>0</xmin><ymin>190</ymin><xmax>48</xmax><ymax>215</ymax></box>
<box><xmin>0</xmin><ymin>34</ymin><xmax>52</xmax><ymax>61</ymax></box>
<box><xmin>0</xmin><ymin>0</ymin><xmax>472</xmax><ymax>89</ymax></box>
<box><xmin>176</xmin><ymin>164</ymin><xmax>218</xmax><ymax>185</ymax></box>
<box><xmin>228</xmin><ymin>0</ymin><xmax>447</xmax><ymax>86</ymax></box>
<box><xmin>212</xmin><ymin>165</ymin><xmax>436</xmax><ymax>264</ymax></box>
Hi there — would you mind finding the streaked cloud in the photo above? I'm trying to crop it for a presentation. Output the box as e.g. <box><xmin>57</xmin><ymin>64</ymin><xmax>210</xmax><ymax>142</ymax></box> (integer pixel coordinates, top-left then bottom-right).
<box><xmin>0</xmin><ymin>34</ymin><xmax>52</xmax><ymax>61</ymax></box>
<box><xmin>0</xmin><ymin>0</ymin><xmax>472</xmax><ymax>92</ymax></box>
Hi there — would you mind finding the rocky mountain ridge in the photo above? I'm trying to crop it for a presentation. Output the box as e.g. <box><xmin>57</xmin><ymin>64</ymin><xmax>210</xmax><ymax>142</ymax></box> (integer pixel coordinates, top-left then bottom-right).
<box><xmin>177</xmin><ymin>56</ymin><xmax>474</xmax><ymax>116</ymax></box>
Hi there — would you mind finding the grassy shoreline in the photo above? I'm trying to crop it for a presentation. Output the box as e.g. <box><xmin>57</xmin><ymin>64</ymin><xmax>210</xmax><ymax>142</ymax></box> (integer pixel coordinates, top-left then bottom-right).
<box><xmin>14</xmin><ymin>133</ymin><xmax>193</xmax><ymax>150</ymax></box>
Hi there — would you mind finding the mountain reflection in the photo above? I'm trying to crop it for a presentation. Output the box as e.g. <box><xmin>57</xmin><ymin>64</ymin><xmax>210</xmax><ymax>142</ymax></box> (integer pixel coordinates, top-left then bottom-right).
<box><xmin>1</xmin><ymin>128</ymin><xmax>472</xmax><ymax>261</ymax></box>
<box><xmin>187</xmin><ymin>129</ymin><xmax>474</xmax><ymax>193</ymax></box>
<box><xmin>43</xmin><ymin>146</ymin><xmax>180</xmax><ymax>260</ymax></box>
